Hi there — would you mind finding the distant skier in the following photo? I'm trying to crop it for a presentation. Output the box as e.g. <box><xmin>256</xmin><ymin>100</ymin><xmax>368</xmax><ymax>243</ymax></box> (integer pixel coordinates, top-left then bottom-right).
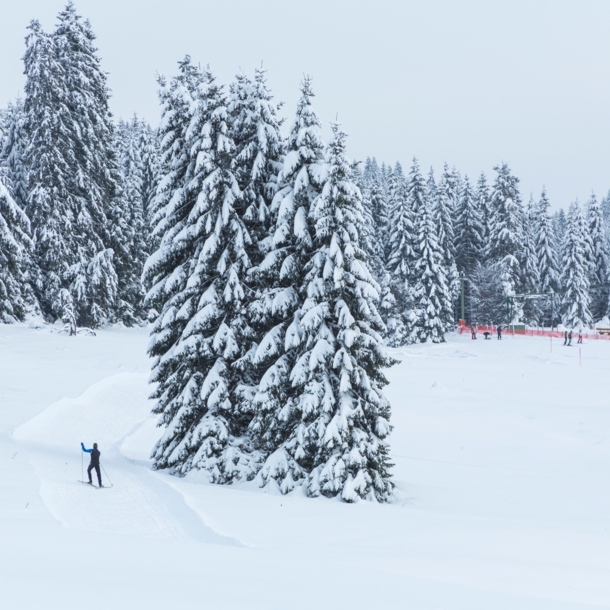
<box><xmin>568</xmin><ymin>330</ymin><xmax>573</xmax><ymax>346</ymax></box>
<box><xmin>578</xmin><ymin>329</ymin><xmax>583</xmax><ymax>344</ymax></box>
<box><xmin>497</xmin><ymin>325</ymin><xmax>502</xmax><ymax>340</ymax></box>
<box><xmin>563</xmin><ymin>330</ymin><xmax>568</xmax><ymax>345</ymax></box>
<box><xmin>81</xmin><ymin>442</ymin><xmax>102</xmax><ymax>487</ymax></box>
<box><xmin>471</xmin><ymin>325</ymin><xmax>477</xmax><ymax>340</ymax></box>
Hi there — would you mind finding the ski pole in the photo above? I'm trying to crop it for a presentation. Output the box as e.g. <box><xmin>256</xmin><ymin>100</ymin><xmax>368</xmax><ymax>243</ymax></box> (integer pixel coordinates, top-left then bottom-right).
<box><xmin>101</xmin><ymin>463</ymin><xmax>113</xmax><ymax>487</ymax></box>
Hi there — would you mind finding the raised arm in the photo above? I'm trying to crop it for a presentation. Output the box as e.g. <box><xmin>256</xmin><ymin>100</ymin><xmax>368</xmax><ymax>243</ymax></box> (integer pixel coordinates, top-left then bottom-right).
<box><xmin>81</xmin><ymin>442</ymin><xmax>92</xmax><ymax>454</ymax></box>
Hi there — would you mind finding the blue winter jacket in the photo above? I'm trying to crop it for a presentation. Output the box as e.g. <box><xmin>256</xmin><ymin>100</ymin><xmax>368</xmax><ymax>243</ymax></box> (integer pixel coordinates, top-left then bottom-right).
<box><xmin>81</xmin><ymin>443</ymin><xmax>100</xmax><ymax>465</ymax></box>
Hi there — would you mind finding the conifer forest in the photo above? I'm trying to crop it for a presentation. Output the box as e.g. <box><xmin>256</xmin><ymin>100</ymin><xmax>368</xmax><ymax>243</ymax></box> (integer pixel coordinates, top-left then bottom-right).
<box><xmin>2</xmin><ymin>4</ymin><xmax>610</xmax><ymax>503</ymax></box>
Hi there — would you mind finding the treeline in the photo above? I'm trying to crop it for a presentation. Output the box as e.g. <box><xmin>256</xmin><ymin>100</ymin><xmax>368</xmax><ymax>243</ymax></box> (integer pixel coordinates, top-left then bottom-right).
<box><xmin>360</xmin><ymin>160</ymin><xmax>610</xmax><ymax>332</ymax></box>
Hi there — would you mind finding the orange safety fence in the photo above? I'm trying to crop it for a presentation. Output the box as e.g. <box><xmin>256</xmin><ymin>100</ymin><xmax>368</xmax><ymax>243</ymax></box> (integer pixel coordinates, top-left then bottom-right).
<box><xmin>457</xmin><ymin>323</ymin><xmax>610</xmax><ymax>340</ymax></box>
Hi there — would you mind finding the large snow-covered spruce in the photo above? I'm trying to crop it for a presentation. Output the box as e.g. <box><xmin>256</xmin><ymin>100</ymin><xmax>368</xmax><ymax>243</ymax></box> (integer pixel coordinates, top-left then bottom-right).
<box><xmin>248</xmin><ymin>79</ymin><xmax>326</xmax><ymax>489</ymax></box>
<box><xmin>257</xmin><ymin>124</ymin><xmax>393</xmax><ymax>502</ymax></box>
<box><xmin>23</xmin><ymin>6</ymin><xmax>120</xmax><ymax>327</ymax></box>
<box><xmin>148</xmin><ymin>66</ymin><xmax>262</xmax><ymax>482</ymax></box>
<box><xmin>23</xmin><ymin>20</ymin><xmax>75</xmax><ymax>316</ymax></box>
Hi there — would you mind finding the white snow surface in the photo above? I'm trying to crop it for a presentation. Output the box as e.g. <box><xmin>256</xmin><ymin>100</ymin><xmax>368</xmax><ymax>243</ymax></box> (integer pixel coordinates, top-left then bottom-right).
<box><xmin>1</xmin><ymin>324</ymin><xmax>609</xmax><ymax>609</ymax></box>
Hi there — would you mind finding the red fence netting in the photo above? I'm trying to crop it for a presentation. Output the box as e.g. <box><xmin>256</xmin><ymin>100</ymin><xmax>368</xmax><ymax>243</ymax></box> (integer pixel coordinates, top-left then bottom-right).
<box><xmin>457</xmin><ymin>322</ymin><xmax>610</xmax><ymax>341</ymax></box>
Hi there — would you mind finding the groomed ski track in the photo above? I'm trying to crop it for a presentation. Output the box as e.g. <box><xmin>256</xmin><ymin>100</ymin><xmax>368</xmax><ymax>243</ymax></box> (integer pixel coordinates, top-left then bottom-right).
<box><xmin>1</xmin><ymin>324</ymin><xmax>610</xmax><ymax>610</ymax></box>
<box><xmin>13</xmin><ymin>373</ymin><xmax>236</xmax><ymax>545</ymax></box>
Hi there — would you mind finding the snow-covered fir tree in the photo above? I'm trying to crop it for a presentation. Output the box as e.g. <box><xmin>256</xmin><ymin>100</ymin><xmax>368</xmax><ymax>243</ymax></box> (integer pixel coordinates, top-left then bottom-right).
<box><xmin>436</xmin><ymin>164</ymin><xmax>459</xmax><ymax>309</ymax></box>
<box><xmin>454</xmin><ymin>176</ymin><xmax>485</xmax><ymax>324</ymax></box>
<box><xmin>487</xmin><ymin>163</ymin><xmax>525</xmax><ymax>304</ymax></box>
<box><xmin>360</xmin><ymin>158</ymin><xmax>394</xmax><ymax>333</ymax></box>
<box><xmin>534</xmin><ymin>189</ymin><xmax>560</xmax><ymax>295</ymax></box>
<box><xmin>385</xmin><ymin>162</ymin><xmax>414</xmax><ymax>344</ymax></box>
<box><xmin>586</xmin><ymin>193</ymin><xmax>609</xmax><ymax>321</ymax></box>
<box><xmin>144</xmin><ymin>57</ymin><xmax>209</xmax><ymax>469</ymax></box>
<box><xmin>110</xmin><ymin>116</ymin><xmax>149</xmax><ymax>323</ymax></box>
<box><xmin>455</xmin><ymin>176</ymin><xmax>484</xmax><ymax>279</ymax></box>
<box><xmin>356</xmin><ymin>164</ymin><xmax>379</xmax><ymax>274</ymax></box>
<box><xmin>144</xmin><ymin>56</ymin><xmax>203</xmax><ymax>317</ymax></box>
<box><xmin>476</xmin><ymin>172</ymin><xmax>492</xmax><ymax>243</ymax></box>
<box><xmin>54</xmin><ymin>4</ymin><xmax>119</xmax><ymax>326</ymax></box>
<box><xmin>407</xmin><ymin>158</ymin><xmax>450</xmax><ymax>340</ymax></box>
<box><xmin>23</xmin><ymin>6</ymin><xmax>120</xmax><ymax>327</ymax></box>
<box><xmin>412</xmin><ymin>181</ymin><xmax>451</xmax><ymax>343</ymax></box>
<box><xmin>553</xmin><ymin>209</ymin><xmax>567</xmax><ymax>250</ymax></box>
<box><xmin>23</xmin><ymin>20</ymin><xmax>74</xmax><ymax>317</ymax></box>
<box><xmin>0</xmin><ymin>181</ymin><xmax>37</xmax><ymax>321</ymax></box>
<box><xmin>137</xmin><ymin>122</ymin><xmax>159</xmax><ymax>227</ymax></box>
<box><xmin>360</xmin><ymin>157</ymin><xmax>387</xmax><ymax>282</ymax></box>
<box><xmin>248</xmin><ymin>78</ymin><xmax>326</xmax><ymax>488</ymax></box>
<box><xmin>519</xmin><ymin>196</ymin><xmax>541</xmax><ymax>323</ymax></box>
<box><xmin>229</xmin><ymin>68</ymin><xmax>284</xmax><ymax>257</ymax></box>
<box><xmin>256</xmin><ymin>123</ymin><xmax>394</xmax><ymax>501</ymax></box>
<box><xmin>148</xmin><ymin>65</ymin><xmax>262</xmax><ymax>482</ymax></box>
<box><xmin>560</xmin><ymin>201</ymin><xmax>592</xmax><ymax>328</ymax></box>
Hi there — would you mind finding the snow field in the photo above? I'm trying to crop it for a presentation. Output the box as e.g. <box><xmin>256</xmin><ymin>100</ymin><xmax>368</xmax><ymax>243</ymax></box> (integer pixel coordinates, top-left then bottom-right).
<box><xmin>1</xmin><ymin>325</ymin><xmax>609</xmax><ymax>609</ymax></box>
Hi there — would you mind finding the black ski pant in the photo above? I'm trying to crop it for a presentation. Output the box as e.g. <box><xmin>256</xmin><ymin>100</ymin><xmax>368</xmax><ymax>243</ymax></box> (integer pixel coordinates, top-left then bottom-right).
<box><xmin>88</xmin><ymin>463</ymin><xmax>102</xmax><ymax>486</ymax></box>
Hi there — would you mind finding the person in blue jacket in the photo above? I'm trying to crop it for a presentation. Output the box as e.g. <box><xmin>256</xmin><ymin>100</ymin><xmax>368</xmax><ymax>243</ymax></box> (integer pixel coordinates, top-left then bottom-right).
<box><xmin>81</xmin><ymin>442</ymin><xmax>102</xmax><ymax>487</ymax></box>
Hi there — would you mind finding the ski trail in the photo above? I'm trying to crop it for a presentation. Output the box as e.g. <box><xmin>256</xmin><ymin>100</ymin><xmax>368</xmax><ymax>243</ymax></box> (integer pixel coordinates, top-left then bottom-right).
<box><xmin>13</xmin><ymin>373</ymin><xmax>240</xmax><ymax>546</ymax></box>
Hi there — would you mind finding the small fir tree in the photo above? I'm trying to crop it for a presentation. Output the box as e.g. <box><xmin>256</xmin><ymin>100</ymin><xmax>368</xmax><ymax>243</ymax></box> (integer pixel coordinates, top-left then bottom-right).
<box><xmin>534</xmin><ymin>189</ymin><xmax>560</xmax><ymax>295</ymax></box>
<box><xmin>488</xmin><ymin>163</ymin><xmax>524</xmax><ymax>305</ymax></box>
<box><xmin>560</xmin><ymin>201</ymin><xmax>592</xmax><ymax>328</ymax></box>
<box><xmin>454</xmin><ymin>176</ymin><xmax>485</xmax><ymax>324</ymax></box>
<box><xmin>412</xmin><ymin>187</ymin><xmax>451</xmax><ymax>343</ymax></box>
<box><xmin>385</xmin><ymin>162</ymin><xmax>413</xmax><ymax>344</ymax></box>
<box><xmin>587</xmin><ymin>193</ymin><xmax>609</xmax><ymax>321</ymax></box>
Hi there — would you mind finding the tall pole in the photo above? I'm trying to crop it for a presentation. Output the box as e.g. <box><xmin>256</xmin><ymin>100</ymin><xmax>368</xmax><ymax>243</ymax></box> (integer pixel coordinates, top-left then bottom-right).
<box><xmin>461</xmin><ymin>277</ymin><xmax>465</xmax><ymax>322</ymax></box>
<box><xmin>550</xmin><ymin>293</ymin><xmax>554</xmax><ymax>353</ymax></box>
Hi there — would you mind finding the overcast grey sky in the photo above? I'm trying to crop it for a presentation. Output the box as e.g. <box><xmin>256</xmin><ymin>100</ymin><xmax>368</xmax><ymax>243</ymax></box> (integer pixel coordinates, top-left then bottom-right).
<box><xmin>1</xmin><ymin>0</ymin><xmax>609</xmax><ymax>210</ymax></box>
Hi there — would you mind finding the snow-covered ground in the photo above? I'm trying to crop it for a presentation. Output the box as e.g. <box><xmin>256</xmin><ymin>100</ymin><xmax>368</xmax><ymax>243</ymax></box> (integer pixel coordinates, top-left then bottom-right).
<box><xmin>1</xmin><ymin>324</ymin><xmax>609</xmax><ymax>609</ymax></box>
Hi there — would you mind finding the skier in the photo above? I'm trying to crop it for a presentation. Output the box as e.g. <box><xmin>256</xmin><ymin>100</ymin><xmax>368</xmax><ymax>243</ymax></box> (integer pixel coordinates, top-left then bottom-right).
<box><xmin>578</xmin><ymin>329</ymin><xmax>583</xmax><ymax>344</ymax></box>
<box><xmin>568</xmin><ymin>330</ymin><xmax>573</xmax><ymax>346</ymax></box>
<box><xmin>497</xmin><ymin>325</ymin><xmax>502</xmax><ymax>340</ymax></box>
<box><xmin>563</xmin><ymin>330</ymin><xmax>568</xmax><ymax>345</ymax></box>
<box><xmin>81</xmin><ymin>442</ymin><xmax>102</xmax><ymax>487</ymax></box>
<box><xmin>471</xmin><ymin>325</ymin><xmax>477</xmax><ymax>340</ymax></box>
